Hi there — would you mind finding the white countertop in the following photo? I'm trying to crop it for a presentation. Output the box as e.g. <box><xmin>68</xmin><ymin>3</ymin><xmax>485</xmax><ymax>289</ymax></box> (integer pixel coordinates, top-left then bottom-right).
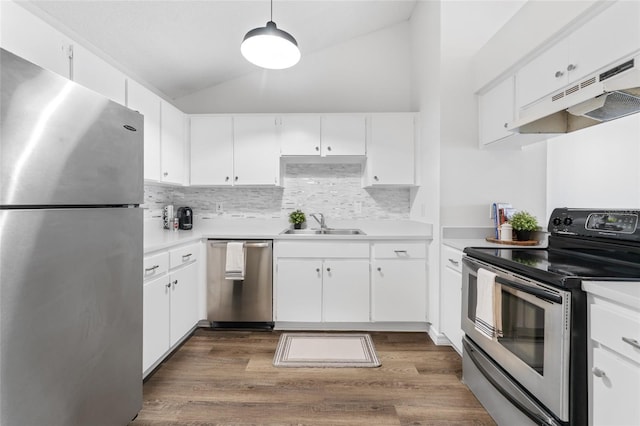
<box><xmin>441</xmin><ymin>226</ymin><xmax>548</xmax><ymax>251</ymax></box>
<box><xmin>144</xmin><ymin>218</ymin><xmax>433</xmax><ymax>253</ymax></box>
<box><xmin>582</xmin><ymin>281</ymin><xmax>640</xmax><ymax>311</ymax></box>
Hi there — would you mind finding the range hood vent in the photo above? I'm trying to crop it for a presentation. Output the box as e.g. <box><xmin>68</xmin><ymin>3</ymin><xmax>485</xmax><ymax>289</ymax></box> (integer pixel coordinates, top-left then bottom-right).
<box><xmin>511</xmin><ymin>55</ymin><xmax>640</xmax><ymax>135</ymax></box>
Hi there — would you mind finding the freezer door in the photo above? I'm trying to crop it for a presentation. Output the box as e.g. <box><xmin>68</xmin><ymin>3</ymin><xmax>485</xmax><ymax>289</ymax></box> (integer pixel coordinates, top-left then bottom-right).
<box><xmin>0</xmin><ymin>49</ymin><xmax>142</xmax><ymax>206</ymax></box>
<box><xmin>0</xmin><ymin>207</ymin><xmax>142</xmax><ymax>426</ymax></box>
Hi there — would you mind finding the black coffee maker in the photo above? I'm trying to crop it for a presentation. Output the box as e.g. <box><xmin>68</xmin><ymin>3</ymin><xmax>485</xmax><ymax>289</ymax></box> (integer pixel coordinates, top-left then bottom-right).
<box><xmin>176</xmin><ymin>207</ymin><xmax>193</xmax><ymax>230</ymax></box>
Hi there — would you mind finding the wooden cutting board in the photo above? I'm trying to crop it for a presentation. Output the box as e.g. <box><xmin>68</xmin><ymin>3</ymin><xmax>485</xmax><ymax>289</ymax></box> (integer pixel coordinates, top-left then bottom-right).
<box><xmin>485</xmin><ymin>237</ymin><xmax>539</xmax><ymax>246</ymax></box>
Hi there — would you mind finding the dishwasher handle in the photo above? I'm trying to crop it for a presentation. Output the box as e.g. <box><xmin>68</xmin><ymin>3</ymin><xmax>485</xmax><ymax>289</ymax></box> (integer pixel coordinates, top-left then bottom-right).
<box><xmin>208</xmin><ymin>241</ymin><xmax>271</xmax><ymax>249</ymax></box>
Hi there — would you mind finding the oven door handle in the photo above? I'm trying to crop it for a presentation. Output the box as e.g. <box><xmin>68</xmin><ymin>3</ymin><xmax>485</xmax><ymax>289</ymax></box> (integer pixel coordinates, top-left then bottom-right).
<box><xmin>494</xmin><ymin>276</ymin><xmax>563</xmax><ymax>304</ymax></box>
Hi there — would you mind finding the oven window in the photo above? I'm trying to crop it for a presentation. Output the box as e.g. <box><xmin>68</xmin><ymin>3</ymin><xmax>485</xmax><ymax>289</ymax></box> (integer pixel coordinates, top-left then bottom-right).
<box><xmin>499</xmin><ymin>290</ymin><xmax>545</xmax><ymax>375</ymax></box>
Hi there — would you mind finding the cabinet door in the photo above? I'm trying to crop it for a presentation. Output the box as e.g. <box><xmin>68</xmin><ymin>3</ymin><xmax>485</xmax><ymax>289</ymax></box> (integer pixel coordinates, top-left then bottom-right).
<box><xmin>441</xmin><ymin>266</ymin><xmax>463</xmax><ymax>354</ymax></box>
<box><xmin>72</xmin><ymin>43</ymin><xmax>126</xmax><ymax>105</ymax></box>
<box><xmin>127</xmin><ymin>79</ymin><xmax>161</xmax><ymax>181</ymax></box>
<box><xmin>321</xmin><ymin>115</ymin><xmax>366</xmax><ymax>156</ymax></box>
<box><xmin>280</xmin><ymin>115</ymin><xmax>321</xmax><ymax>156</ymax></box>
<box><xmin>592</xmin><ymin>348</ymin><xmax>640</xmax><ymax>426</ymax></box>
<box><xmin>160</xmin><ymin>100</ymin><xmax>185</xmax><ymax>185</ymax></box>
<box><xmin>322</xmin><ymin>260</ymin><xmax>370</xmax><ymax>322</ymax></box>
<box><xmin>479</xmin><ymin>77</ymin><xmax>515</xmax><ymax>146</ymax></box>
<box><xmin>0</xmin><ymin>1</ymin><xmax>71</xmax><ymax>78</ymax></box>
<box><xmin>233</xmin><ymin>116</ymin><xmax>279</xmax><ymax>185</ymax></box>
<box><xmin>367</xmin><ymin>114</ymin><xmax>415</xmax><ymax>185</ymax></box>
<box><xmin>190</xmin><ymin>116</ymin><xmax>234</xmax><ymax>185</ymax></box>
<box><xmin>169</xmin><ymin>263</ymin><xmax>199</xmax><ymax>346</ymax></box>
<box><xmin>372</xmin><ymin>260</ymin><xmax>426</xmax><ymax>322</ymax></box>
<box><xmin>143</xmin><ymin>275</ymin><xmax>171</xmax><ymax>372</ymax></box>
<box><xmin>517</xmin><ymin>38</ymin><xmax>569</xmax><ymax>108</ymax></box>
<box><xmin>276</xmin><ymin>260</ymin><xmax>322</xmax><ymax>322</ymax></box>
<box><xmin>569</xmin><ymin>1</ymin><xmax>640</xmax><ymax>85</ymax></box>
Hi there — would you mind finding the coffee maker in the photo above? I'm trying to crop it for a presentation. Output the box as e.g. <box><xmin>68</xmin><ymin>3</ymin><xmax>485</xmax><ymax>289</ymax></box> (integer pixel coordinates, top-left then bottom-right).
<box><xmin>176</xmin><ymin>207</ymin><xmax>193</xmax><ymax>230</ymax></box>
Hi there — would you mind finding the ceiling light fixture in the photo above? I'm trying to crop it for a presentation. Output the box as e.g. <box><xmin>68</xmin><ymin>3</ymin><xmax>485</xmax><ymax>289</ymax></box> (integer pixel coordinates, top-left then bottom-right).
<box><xmin>240</xmin><ymin>0</ymin><xmax>301</xmax><ymax>69</ymax></box>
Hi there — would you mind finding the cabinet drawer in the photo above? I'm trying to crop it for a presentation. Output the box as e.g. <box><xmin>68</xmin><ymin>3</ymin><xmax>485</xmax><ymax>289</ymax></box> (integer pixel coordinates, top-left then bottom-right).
<box><xmin>276</xmin><ymin>241</ymin><xmax>369</xmax><ymax>259</ymax></box>
<box><xmin>442</xmin><ymin>245</ymin><xmax>463</xmax><ymax>273</ymax></box>
<box><xmin>373</xmin><ymin>242</ymin><xmax>426</xmax><ymax>259</ymax></box>
<box><xmin>143</xmin><ymin>252</ymin><xmax>169</xmax><ymax>279</ymax></box>
<box><xmin>591</xmin><ymin>303</ymin><xmax>640</xmax><ymax>363</ymax></box>
<box><xmin>169</xmin><ymin>243</ymin><xmax>199</xmax><ymax>269</ymax></box>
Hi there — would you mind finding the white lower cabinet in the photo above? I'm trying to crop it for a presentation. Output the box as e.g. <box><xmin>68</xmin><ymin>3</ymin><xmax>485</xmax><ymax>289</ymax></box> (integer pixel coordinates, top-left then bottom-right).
<box><xmin>275</xmin><ymin>259</ymin><xmax>322</xmax><ymax>322</ymax></box>
<box><xmin>440</xmin><ymin>245</ymin><xmax>464</xmax><ymax>353</ymax></box>
<box><xmin>142</xmin><ymin>242</ymin><xmax>200</xmax><ymax>375</ymax></box>
<box><xmin>371</xmin><ymin>259</ymin><xmax>426</xmax><ymax>322</ymax></box>
<box><xmin>585</xmin><ymin>284</ymin><xmax>640</xmax><ymax>426</ymax></box>
<box><xmin>322</xmin><ymin>260</ymin><xmax>370</xmax><ymax>322</ymax></box>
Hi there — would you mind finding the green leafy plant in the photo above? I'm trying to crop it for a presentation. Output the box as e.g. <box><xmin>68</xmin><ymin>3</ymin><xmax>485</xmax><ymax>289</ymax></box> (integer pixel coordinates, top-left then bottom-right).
<box><xmin>509</xmin><ymin>211</ymin><xmax>538</xmax><ymax>231</ymax></box>
<box><xmin>288</xmin><ymin>209</ymin><xmax>306</xmax><ymax>225</ymax></box>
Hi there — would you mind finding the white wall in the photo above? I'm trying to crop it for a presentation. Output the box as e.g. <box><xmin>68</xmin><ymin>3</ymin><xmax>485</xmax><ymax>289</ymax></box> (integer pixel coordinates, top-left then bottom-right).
<box><xmin>440</xmin><ymin>1</ymin><xmax>548</xmax><ymax>229</ymax></box>
<box><xmin>546</xmin><ymin>114</ymin><xmax>640</xmax><ymax>217</ymax></box>
<box><xmin>174</xmin><ymin>22</ymin><xmax>412</xmax><ymax>114</ymax></box>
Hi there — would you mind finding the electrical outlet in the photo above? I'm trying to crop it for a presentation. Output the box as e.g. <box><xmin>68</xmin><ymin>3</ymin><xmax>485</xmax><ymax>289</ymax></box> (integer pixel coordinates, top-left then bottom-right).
<box><xmin>216</xmin><ymin>202</ymin><xmax>223</xmax><ymax>214</ymax></box>
<box><xmin>354</xmin><ymin>201</ymin><xmax>362</xmax><ymax>214</ymax></box>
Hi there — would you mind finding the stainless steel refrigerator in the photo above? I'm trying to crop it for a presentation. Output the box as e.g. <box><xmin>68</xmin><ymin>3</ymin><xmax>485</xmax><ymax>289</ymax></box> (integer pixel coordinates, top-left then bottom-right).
<box><xmin>0</xmin><ymin>48</ymin><xmax>143</xmax><ymax>425</ymax></box>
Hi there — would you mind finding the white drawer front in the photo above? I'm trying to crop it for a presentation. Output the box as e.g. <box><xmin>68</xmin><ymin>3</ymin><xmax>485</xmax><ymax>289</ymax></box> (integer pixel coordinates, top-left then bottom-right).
<box><xmin>143</xmin><ymin>252</ymin><xmax>169</xmax><ymax>279</ymax></box>
<box><xmin>442</xmin><ymin>245</ymin><xmax>463</xmax><ymax>273</ymax></box>
<box><xmin>591</xmin><ymin>303</ymin><xmax>640</xmax><ymax>363</ymax></box>
<box><xmin>276</xmin><ymin>241</ymin><xmax>369</xmax><ymax>259</ymax></box>
<box><xmin>373</xmin><ymin>242</ymin><xmax>426</xmax><ymax>259</ymax></box>
<box><xmin>169</xmin><ymin>243</ymin><xmax>199</xmax><ymax>269</ymax></box>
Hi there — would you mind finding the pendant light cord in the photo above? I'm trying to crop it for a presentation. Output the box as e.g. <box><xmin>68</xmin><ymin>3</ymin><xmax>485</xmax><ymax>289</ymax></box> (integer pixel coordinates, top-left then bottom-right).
<box><xmin>270</xmin><ymin>0</ymin><xmax>273</xmax><ymax>21</ymax></box>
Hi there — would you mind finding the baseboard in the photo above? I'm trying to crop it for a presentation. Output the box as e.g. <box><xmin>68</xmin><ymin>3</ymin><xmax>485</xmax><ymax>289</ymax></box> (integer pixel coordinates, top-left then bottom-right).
<box><xmin>428</xmin><ymin>324</ymin><xmax>452</xmax><ymax>346</ymax></box>
<box><xmin>274</xmin><ymin>322</ymin><xmax>429</xmax><ymax>332</ymax></box>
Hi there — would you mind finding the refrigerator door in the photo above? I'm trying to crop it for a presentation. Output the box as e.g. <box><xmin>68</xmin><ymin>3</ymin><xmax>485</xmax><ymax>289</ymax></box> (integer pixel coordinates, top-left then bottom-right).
<box><xmin>0</xmin><ymin>207</ymin><xmax>142</xmax><ymax>426</ymax></box>
<box><xmin>0</xmin><ymin>48</ymin><xmax>142</xmax><ymax>206</ymax></box>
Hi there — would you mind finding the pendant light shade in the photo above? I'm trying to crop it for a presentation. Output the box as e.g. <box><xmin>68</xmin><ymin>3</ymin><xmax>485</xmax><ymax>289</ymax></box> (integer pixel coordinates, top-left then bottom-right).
<box><xmin>241</xmin><ymin>1</ymin><xmax>300</xmax><ymax>69</ymax></box>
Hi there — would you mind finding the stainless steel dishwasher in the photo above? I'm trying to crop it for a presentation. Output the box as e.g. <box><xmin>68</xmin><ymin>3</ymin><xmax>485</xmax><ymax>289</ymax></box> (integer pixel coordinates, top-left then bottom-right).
<box><xmin>206</xmin><ymin>240</ymin><xmax>273</xmax><ymax>328</ymax></box>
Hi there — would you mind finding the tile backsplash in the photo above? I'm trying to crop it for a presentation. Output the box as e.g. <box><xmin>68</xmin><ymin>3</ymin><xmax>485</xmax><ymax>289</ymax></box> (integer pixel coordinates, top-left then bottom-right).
<box><xmin>143</xmin><ymin>163</ymin><xmax>410</xmax><ymax>220</ymax></box>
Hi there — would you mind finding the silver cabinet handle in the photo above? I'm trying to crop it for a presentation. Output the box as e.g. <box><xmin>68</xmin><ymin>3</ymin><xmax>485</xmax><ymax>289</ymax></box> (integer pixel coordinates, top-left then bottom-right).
<box><xmin>315</xmin><ymin>146</ymin><xmax>319</xmax><ymax>151</ymax></box>
<box><xmin>592</xmin><ymin>367</ymin><xmax>606</xmax><ymax>378</ymax></box>
<box><xmin>503</xmin><ymin>122</ymin><xmax>508</xmax><ymax>128</ymax></box>
<box><xmin>326</xmin><ymin>267</ymin><xmax>331</xmax><ymax>272</ymax></box>
<box><xmin>394</xmin><ymin>250</ymin><xmax>408</xmax><ymax>255</ymax></box>
<box><xmin>448</xmin><ymin>258</ymin><xmax>460</xmax><ymax>266</ymax></box>
<box><xmin>315</xmin><ymin>268</ymin><xmax>320</xmax><ymax>273</ymax></box>
<box><xmin>377</xmin><ymin>267</ymin><xmax>382</xmax><ymax>272</ymax></box>
<box><xmin>327</xmin><ymin>146</ymin><xmax>332</xmax><ymax>151</ymax></box>
<box><xmin>145</xmin><ymin>265</ymin><xmax>159</xmax><ymax>273</ymax></box>
<box><xmin>172</xmin><ymin>279</ymin><xmax>178</xmax><ymax>286</ymax></box>
<box><xmin>225</xmin><ymin>176</ymin><xmax>229</xmax><ymax>182</ymax></box>
<box><xmin>622</xmin><ymin>337</ymin><xmax>640</xmax><ymax>350</ymax></box>
<box><xmin>555</xmin><ymin>70</ymin><xmax>564</xmax><ymax>78</ymax></box>
<box><xmin>374</xmin><ymin>176</ymin><xmax>379</xmax><ymax>181</ymax></box>
<box><xmin>163</xmin><ymin>172</ymin><xmax>168</xmax><ymax>177</ymax></box>
<box><xmin>234</xmin><ymin>176</ymin><xmax>238</xmax><ymax>181</ymax></box>
<box><xmin>166</xmin><ymin>282</ymin><xmax>172</xmax><ymax>289</ymax></box>
<box><xmin>567</xmin><ymin>64</ymin><xmax>576</xmax><ymax>72</ymax></box>
<box><xmin>182</xmin><ymin>253</ymin><xmax>192</xmax><ymax>260</ymax></box>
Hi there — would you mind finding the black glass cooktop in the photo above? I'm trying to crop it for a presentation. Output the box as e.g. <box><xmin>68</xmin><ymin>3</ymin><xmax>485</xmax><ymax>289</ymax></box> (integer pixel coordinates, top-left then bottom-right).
<box><xmin>464</xmin><ymin>246</ymin><xmax>640</xmax><ymax>288</ymax></box>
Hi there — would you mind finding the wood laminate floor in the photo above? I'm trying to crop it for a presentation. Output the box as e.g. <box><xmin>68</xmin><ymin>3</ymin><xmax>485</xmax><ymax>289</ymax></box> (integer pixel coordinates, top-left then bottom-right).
<box><xmin>130</xmin><ymin>329</ymin><xmax>495</xmax><ymax>425</ymax></box>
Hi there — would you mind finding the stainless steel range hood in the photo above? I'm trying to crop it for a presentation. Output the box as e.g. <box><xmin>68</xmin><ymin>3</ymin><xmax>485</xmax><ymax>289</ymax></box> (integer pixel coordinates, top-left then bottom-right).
<box><xmin>511</xmin><ymin>54</ymin><xmax>640</xmax><ymax>134</ymax></box>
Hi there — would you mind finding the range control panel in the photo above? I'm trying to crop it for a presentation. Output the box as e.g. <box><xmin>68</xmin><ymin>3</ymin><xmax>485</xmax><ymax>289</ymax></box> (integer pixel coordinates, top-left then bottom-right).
<box><xmin>549</xmin><ymin>208</ymin><xmax>640</xmax><ymax>241</ymax></box>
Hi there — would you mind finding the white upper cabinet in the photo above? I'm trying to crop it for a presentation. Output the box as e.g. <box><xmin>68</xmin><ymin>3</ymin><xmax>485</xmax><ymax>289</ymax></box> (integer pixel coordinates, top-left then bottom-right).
<box><xmin>233</xmin><ymin>116</ymin><xmax>280</xmax><ymax>186</ymax></box>
<box><xmin>279</xmin><ymin>115</ymin><xmax>321</xmax><ymax>156</ymax></box>
<box><xmin>365</xmin><ymin>113</ymin><xmax>415</xmax><ymax>186</ymax></box>
<box><xmin>0</xmin><ymin>1</ymin><xmax>71</xmax><ymax>79</ymax></box>
<box><xmin>190</xmin><ymin>116</ymin><xmax>233</xmax><ymax>185</ymax></box>
<box><xmin>479</xmin><ymin>77</ymin><xmax>515</xmax><ymax>145</ymax></box>
<box><xmin>320</xmin><ymin>115</ymin><xmax>366</xmax><ymax>156</ymax></box>
<box><xmin>517</xmin><ymin>1</ymin><xmax>640</xmax><ymax>109</ymax></box>
<box><xmin>71</xmin><ymin>43</ymin><xmax>126</xmax><ymax>105</ymax></box>
<box><xmin>160</xmin><ymin>100</ymin><xmax>186</xmax><ymax>185</ymax></box>
<box><xmin>127</xmin><ymin>79</ymin><xmax>161</xmax><ymax>181</ymax></box>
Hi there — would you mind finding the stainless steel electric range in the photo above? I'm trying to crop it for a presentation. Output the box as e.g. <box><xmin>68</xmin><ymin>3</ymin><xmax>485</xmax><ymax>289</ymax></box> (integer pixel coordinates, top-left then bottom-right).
<box><xmin>461</xmin><ymin>208</ymin><xmax>640</xmax><ymax>426</ymax></box>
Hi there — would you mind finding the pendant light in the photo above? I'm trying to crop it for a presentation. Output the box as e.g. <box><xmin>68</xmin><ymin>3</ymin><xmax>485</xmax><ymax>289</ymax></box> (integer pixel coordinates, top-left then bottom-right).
<box><xmin>241</xmin><ymin>0</ymin><xmax>301</xmax><ymax>69</ymax></box>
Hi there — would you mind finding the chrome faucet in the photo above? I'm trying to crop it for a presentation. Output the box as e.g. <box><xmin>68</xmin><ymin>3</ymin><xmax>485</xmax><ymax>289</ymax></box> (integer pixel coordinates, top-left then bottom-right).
<box><xmin>310</xmin><ymin>213</ymin><xmax>327</xmax><ymax>230</ymax></box>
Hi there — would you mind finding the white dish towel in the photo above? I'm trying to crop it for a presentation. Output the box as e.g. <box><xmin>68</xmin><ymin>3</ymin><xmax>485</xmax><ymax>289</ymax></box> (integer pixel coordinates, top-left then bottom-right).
<box><xmin>225</xmin><ymin>242</ymin><xmax>246</xmax><ymax>280</ymax></box>
<box><xmin>474</xmin><ymin>267</ymin><xmax>503</xmax><ymax>340</ymax></box>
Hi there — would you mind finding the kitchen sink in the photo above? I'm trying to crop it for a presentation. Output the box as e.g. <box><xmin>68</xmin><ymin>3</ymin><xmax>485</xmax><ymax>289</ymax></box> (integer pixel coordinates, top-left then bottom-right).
<box><xmin>281</xmin><ymin>228</ymin><xmax>366</xmax><ymax>235</ymax></box>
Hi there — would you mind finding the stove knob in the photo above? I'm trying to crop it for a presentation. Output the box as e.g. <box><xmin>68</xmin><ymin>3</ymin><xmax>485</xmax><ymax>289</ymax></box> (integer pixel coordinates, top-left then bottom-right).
<box><xmin>552</xmin><ymin>217</ymin><xmax>562</xmax><ymax>226</ymax></box>
<box><xmin>564</xmin><ymin>217</ymin><xmax>573</xmax><ymax>226</ymax></box>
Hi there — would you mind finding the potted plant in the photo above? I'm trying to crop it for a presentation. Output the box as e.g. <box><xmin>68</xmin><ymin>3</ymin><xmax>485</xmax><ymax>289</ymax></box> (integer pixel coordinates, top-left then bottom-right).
<box><xmin>288</xmin><ymin>209</ymin><xmax>306</xmax><ymax>229</ymax></box>
<box><xmin>509</xmin><ymin>211</ymin><xmax>538</xmax><ymax>241</ymax></box>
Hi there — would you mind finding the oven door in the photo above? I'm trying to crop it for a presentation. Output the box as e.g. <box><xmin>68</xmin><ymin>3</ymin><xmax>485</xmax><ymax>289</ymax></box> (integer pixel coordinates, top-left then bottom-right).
<box><xmin>462</xmin><ymin>256</ymin><xmax>571</xmax><ymax>421</ymax></box>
